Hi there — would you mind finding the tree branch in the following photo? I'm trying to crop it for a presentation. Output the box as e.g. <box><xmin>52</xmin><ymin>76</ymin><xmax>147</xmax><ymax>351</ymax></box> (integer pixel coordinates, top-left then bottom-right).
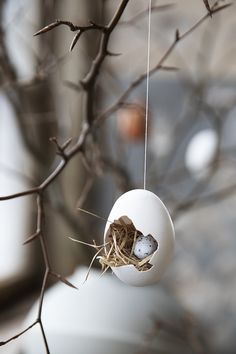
<box><xmin>34</xmin><ymin>19</ymin><xmax>106</xmax><ymax>52</ymax></box>
<box><xmin>96</xmin><ymin>2</ymin><xmax>232</xmax><ymax>124</ymax></box>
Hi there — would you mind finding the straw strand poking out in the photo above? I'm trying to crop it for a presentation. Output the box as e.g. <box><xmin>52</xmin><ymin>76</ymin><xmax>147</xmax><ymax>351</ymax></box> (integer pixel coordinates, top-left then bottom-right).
<box><xmin>70</xmin><ymin>216</ymin><xmax>157</xmax><ymax>282</ymax></box>
<box><xmin>99</xmin><ymin>216</ymin><xmax>156</xmax><ymax>271</ymax></box>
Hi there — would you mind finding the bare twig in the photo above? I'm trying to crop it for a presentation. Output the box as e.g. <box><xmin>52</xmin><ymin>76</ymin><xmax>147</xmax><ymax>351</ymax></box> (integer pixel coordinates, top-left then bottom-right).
<box><xmin>34</xmin><ymin>19</ymin><xmax>106</xmax><ymax>52</ymax></box>
<box><xmin>96</xmin><ymin>2</ymin><xmax>232</xmax><ymax>124</ymax></box>
<box><xmin>0</xmin><ymin>1</ymin><xmax>131</xmax><ymax>351</ymax></box>
<box><xmin>80</xmin><ymin>0</ymin><xmax>130</xmax><ymax>125</ymax></box>
<box><xmin>0</xmin><ymin>194</ymin><xmax>51</xmax><ymax>353</ymax></box>
<box><xmin>202</xmin><ymin>0</ymin><xmax>213</xmax><ymax>16</ymax></box>
<box><xmin>49</xmin><ymin>136</ymin><xmax>72</xmax><ymax>161</ymax></box>
<box><xmin>0</xmin><ymin>124</ymin><xmax>90</xmax><ymax>203</ymax></box>
<box><xmin>0</xmin><ymin>321</ymin><xmax>38</xmax><ymax>346</ymax></box>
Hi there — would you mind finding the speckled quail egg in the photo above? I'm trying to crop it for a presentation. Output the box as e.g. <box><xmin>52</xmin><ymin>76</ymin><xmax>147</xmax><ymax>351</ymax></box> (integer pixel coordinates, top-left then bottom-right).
<box><xmin>133</xmin><ymin>234</ymin><xmax>158</xmax><ymax>260</ymax></box>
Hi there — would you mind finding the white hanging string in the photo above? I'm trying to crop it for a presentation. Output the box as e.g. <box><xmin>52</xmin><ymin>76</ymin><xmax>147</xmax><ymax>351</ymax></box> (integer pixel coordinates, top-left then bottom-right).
<box><xmin>143</xmin><ymin>0</ymin><xmax>152</xmax><ymax>190</ymax></box>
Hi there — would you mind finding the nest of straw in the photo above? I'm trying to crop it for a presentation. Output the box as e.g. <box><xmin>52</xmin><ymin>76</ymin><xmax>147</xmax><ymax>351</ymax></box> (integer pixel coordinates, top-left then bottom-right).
<box><xmin>99</xmin><ymin>216</ymin><xmax>156</xmax><ymax>272</ymax></box>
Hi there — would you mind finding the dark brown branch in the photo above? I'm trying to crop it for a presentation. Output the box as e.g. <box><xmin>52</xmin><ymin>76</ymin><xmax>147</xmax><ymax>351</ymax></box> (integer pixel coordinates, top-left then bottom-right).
<box><xmin>0</xmin><ymin>187</ymin><xmax>39</xmax><ymax>201</ymax></box>
<box><xmin>35</xmin><ymin>194</ymin><xmax>50</xmax><ymax>353</ymax></box>
<box><xmin>70</xmin><ymin>31</ymin><xmax>82</xmax><ymax>51</ymax></box>
<box><xmin>1</xmin><ymin>191</ymin><xmax>77</xmax><ymax>352</ymax></box>
<box><xmin>0</xmin><ymin>321</ymin><xmax>38</xmax><ymax>346</ymax></box>
<box><xmin>80</xmin><ymin>0</ymin><xmax>130</xmax><ymax>126</ymax></box>
<box><xmin>33</xmin><ymin>0</ymin><xmax>132</xmax><ymax>130</ymax></box>
<box><xmin>39</xmin><ymin>321</ymin><xmax>50</xmax><ymax>354</ymax></box>
<box><xmin>34</xmin><ymin>20</ymin><xmax>81</xmax><ymax>35</ymax></box>
<box><xmin>202</xmin><ymin>0</ymin><xmax>213</xmax><ymax>16</ymax></box>
<box><xmin>34</xmin><ymin>19</ymin><xmax>106</xmax><ymax>52</ymax></box>
<box><xmin>82</xmin><ymin>0</ymin><xmax>130</xmax><ymax>89</ymax></box>
<box><xmin>180</xmin><ymin>3</ymin><xmax>231</xmax><ymax>41</ymax></box>
<box><xmin>37</xmin><ymin>268</ymin><xmax>50</xmax><ymax>320</ymax></box>
<box><xmin>0</xmin><ymin>193</ymin><xmax>51</xmax><ymax>352</ymax></box>
<box><xmin>0</xmin><ymin>123</ymin><xmax>90</xmax><ymax>202</ymax></box>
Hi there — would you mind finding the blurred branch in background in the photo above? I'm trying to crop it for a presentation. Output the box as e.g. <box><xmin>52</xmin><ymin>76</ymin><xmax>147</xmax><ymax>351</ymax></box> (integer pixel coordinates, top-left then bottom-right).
<box><xmin>0</xmin><ymin>0</ymin><xmax>236</xmax><ymax>353</ymax></box>
<box><xmin>140</xmin><ymin>311</ymin><xmax>211</xmax><ymax>354</ymax></box>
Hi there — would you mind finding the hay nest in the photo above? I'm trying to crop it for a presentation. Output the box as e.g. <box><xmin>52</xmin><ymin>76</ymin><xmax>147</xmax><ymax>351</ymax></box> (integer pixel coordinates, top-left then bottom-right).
<box><xmin>99</xmin><ymin>216</ymin><xmax>157</xmax><ymax>272</ymax></box>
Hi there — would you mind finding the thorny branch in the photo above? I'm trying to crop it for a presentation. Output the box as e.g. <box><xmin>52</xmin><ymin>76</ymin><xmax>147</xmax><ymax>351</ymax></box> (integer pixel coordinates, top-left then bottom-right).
<box><xmin>0</xmin><ymin>1</ymin><xmax>233</xmax><ymax>353</ymax></box>
<box><xmin>202</xmin><ymin>0</ymin><xmax>212</xmax><ymax>16</ymax></box>
<box><xmin>34</xmin><ymin>19</ymin><xmax>106</xmax><ymax>52</ymax></box>
<box><xmin>1</xmin><ymin>0</ymin><xmax>131</xmax><ymax>352</ymax></box>
<box><xmin>96</xmin><ymin>2</ymin><xmax>232</xmax><ymax>124</ymax></box>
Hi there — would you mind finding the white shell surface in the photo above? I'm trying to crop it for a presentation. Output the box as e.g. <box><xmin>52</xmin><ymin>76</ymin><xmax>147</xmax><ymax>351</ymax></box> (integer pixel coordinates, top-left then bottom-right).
<box><xmin>185</xmin><ymin>129</ymin><xmax>218</xmax><ymax>178</ymax></box>
<box><xmin>104</xmin><ymin>189</ymin><xmax>175</xmax><ymax>286</ymax></box>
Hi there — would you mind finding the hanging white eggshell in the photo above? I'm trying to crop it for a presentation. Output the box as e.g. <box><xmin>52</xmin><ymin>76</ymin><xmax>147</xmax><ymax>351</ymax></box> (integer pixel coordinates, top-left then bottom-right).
<box><xmin>104</xmin><ymin>189</ymin><xmax>175</xmax><ymax>286</ymax></box>
<box><xmin>185</xmin><ymin>129</ymin><xmax>218</xmax><ymax>179</ymax></box>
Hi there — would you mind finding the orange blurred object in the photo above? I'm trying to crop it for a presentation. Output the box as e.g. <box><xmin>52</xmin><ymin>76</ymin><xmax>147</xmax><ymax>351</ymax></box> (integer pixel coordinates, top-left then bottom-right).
<box><xmin>117</xmin><ymin>104</ymin><xmax>147</xmax><ymax>141</ymax></box>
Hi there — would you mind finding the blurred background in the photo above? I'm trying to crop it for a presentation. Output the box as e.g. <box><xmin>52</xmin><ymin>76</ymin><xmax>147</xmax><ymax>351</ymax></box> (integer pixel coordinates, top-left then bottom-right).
<box><xmin>0</xmin><ymin>0</ymin><xmax>236</xmax><ymax>353</ymax></box>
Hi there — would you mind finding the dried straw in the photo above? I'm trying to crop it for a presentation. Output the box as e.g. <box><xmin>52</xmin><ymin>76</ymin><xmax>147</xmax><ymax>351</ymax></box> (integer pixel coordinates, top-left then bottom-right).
<box><xmin>98</xmin><ymin>216</ymin><xmax>155</xmax><ymax>271</ymax></box>
<box><xmin>69</xmin><ymin>216</ymin><xmax>157</xmax><ymax>282</ymax></box>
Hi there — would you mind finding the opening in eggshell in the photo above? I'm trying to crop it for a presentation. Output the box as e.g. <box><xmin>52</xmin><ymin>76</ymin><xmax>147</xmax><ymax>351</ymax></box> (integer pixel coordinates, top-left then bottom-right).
<box><xmin>99</xmin><ymin>216</ymin><xmax>159</xmax><ymax>272</ymax></box>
